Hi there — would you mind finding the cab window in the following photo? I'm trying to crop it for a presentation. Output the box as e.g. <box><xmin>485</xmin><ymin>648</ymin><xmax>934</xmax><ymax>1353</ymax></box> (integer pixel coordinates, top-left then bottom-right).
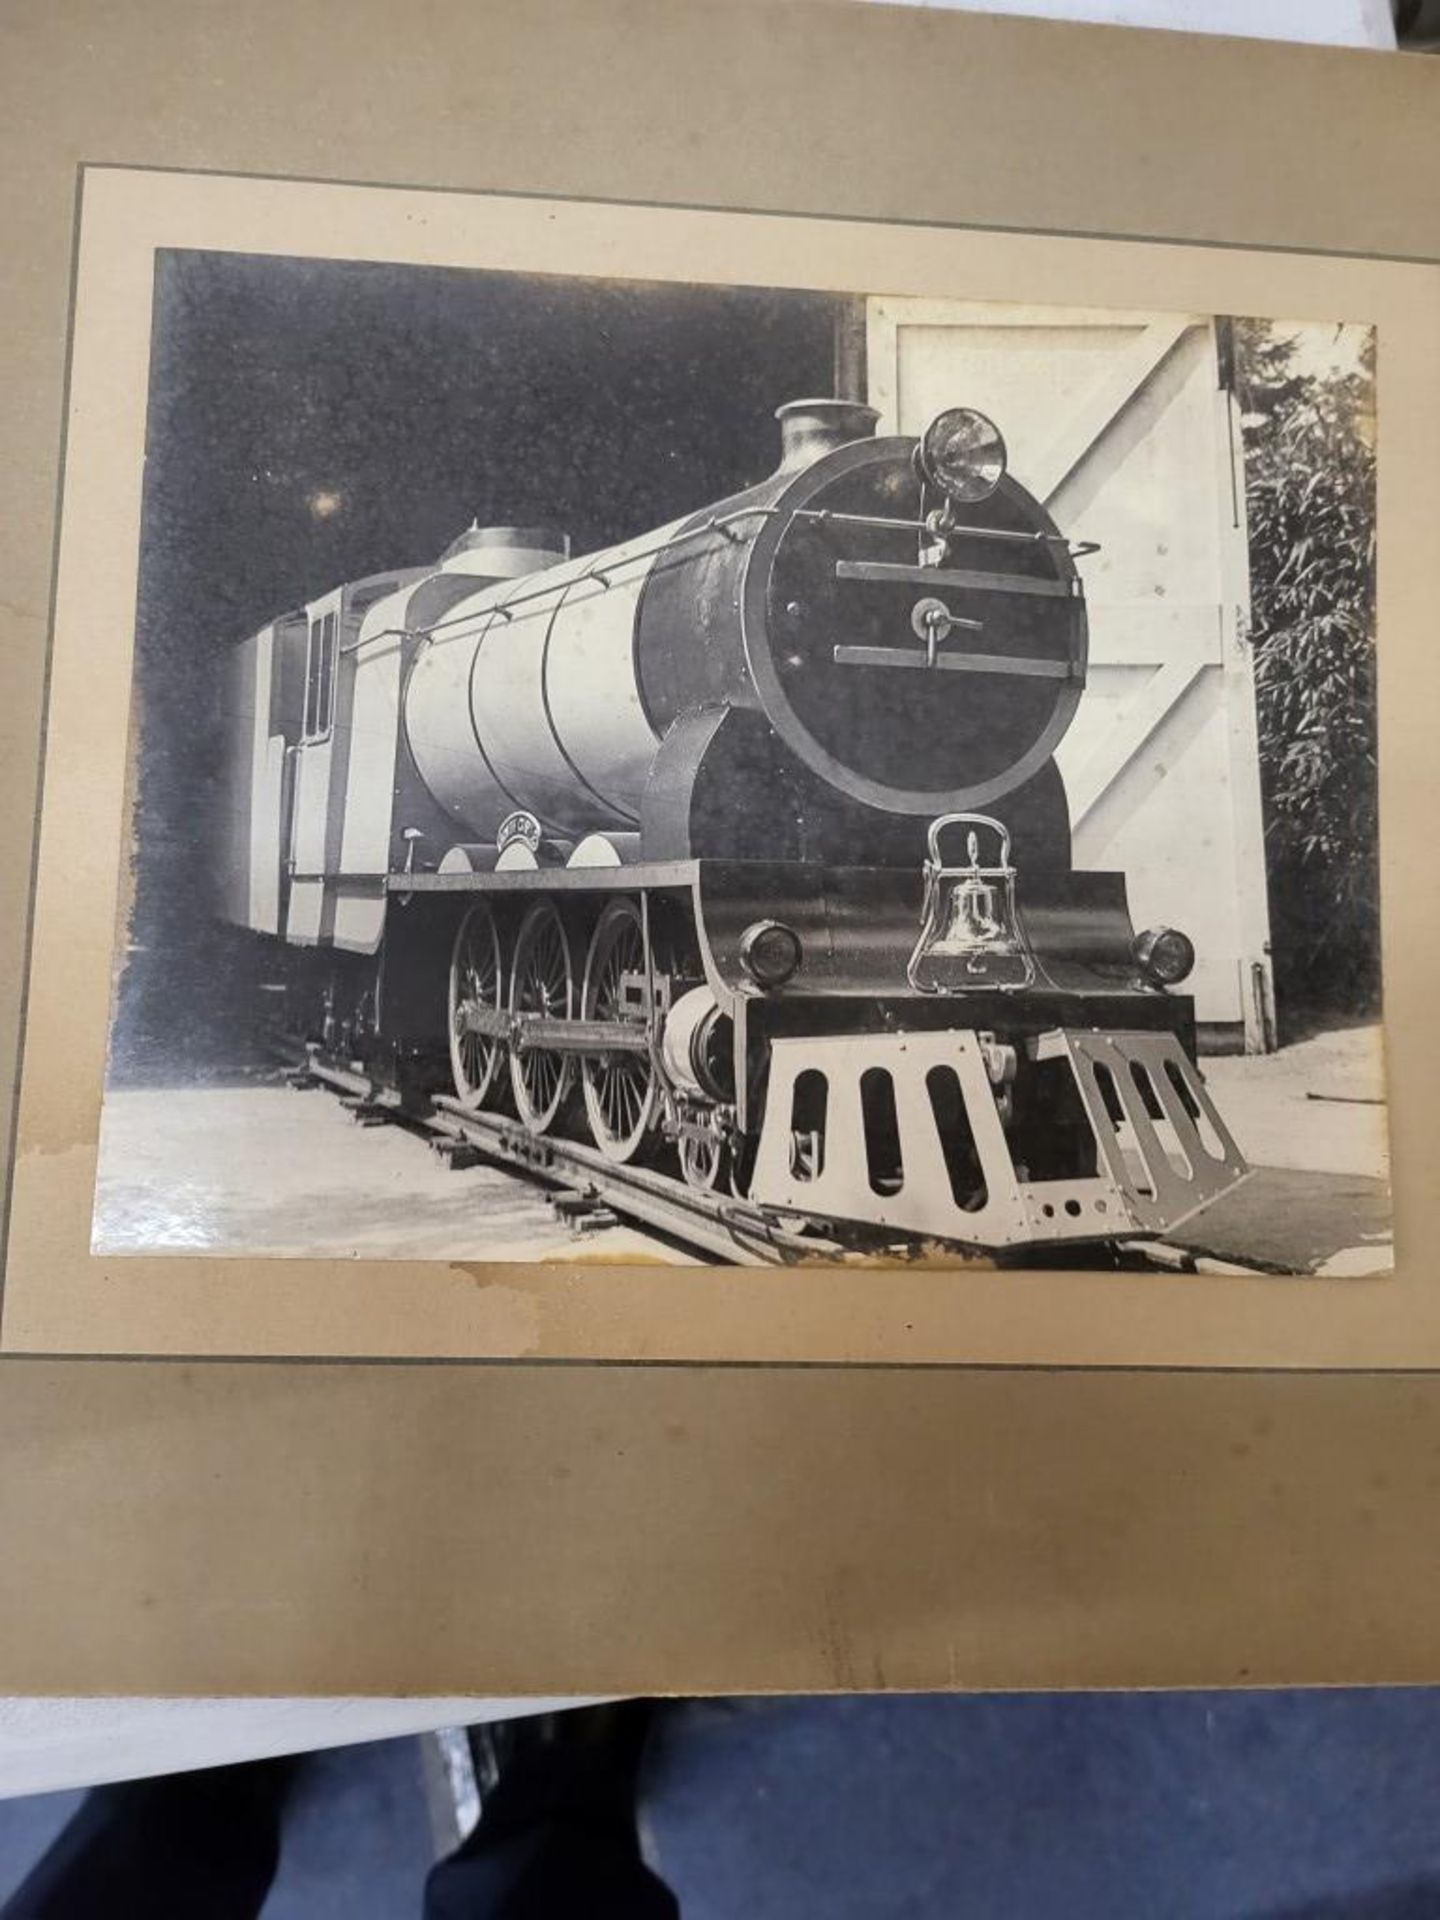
<box><xmin>302</xmin><ymin>610</ymin><xmax>338</xmax><ymax>741</ymax></box>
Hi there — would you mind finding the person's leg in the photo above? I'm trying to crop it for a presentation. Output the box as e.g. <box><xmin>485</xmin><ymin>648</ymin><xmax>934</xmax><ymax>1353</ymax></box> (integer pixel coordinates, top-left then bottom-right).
<box><xmin>425</xmin><ymin>1704</ymin><xmax>677</xmax><ymax>1920</ymax></box>
<box><xmin>1</xmin><ymin>1758</ymin><xmax>293</xmax><ymax>1920</ymax></box>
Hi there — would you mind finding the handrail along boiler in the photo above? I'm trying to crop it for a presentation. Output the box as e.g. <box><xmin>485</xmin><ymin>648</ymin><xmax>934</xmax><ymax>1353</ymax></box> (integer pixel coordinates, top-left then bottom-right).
<box><xmin>216</xmin><ymin>398</ymin><xmax>1248</xmax><ymax>1251</ymax></box>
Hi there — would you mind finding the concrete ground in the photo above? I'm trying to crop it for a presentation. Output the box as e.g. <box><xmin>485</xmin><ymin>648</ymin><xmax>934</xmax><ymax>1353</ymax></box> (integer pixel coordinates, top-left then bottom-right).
<box><xmin>1178</xmin><ymin>1024</ymin><xmax>1390</xmax><ymax>1275</ymax></box>
<box><xmin>1202</xmin><ymin>1024</ymin><xmax>1387</xmax><ymax>1183</ymax></box>
<box><xmin>91</xmin><ymin>1025</ymin><xmax>1390</xmax><ymax>1275</ymax></box>
<box><xmin>92</xmin><ymin>1078</ymin><xmax>687</xmax><ymax>1264</ymax></box>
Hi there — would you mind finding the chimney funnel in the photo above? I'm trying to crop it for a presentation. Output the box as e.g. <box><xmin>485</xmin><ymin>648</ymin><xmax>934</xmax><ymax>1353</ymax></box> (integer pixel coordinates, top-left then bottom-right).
<box><xmin>775</xmin><ymin>398</ymin><xmax>881</xmax><ymax>473</ymax></box>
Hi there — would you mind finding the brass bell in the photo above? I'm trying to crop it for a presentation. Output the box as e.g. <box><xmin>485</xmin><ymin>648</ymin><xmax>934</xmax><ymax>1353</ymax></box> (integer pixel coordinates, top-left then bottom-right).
<box><xmin>941</xmin><ymin>833</ymin><xmax>1003</xmax><ymax>950</ymax></box>
<box><xmin>907</xmin><ymin>814</ymin><xmax>1035</xmax><ymax>995</ymax></box>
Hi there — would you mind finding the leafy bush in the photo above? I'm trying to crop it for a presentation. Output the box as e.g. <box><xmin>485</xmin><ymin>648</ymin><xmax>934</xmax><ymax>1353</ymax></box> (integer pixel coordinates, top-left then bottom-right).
<box><xmin>1232</xmin><ymin>319</ymin><xmax>1379</xmax><ymax>1025</ymax></box>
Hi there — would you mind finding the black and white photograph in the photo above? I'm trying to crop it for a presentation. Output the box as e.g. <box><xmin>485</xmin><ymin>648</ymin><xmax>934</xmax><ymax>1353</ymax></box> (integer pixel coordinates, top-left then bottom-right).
<box><xmin>89</xmin><ymin>246</ymin><xmax>1386</xmax><ymax>1278</ymax></box>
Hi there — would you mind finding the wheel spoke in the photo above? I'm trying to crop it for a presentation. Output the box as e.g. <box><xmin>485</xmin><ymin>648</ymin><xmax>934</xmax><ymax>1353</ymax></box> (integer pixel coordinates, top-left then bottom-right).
<box><xmin>509</xmin><ymin>904</ymin><xmax>574</xmax><ymax>1134</ymax></box>
<box><xmin>580</xmin><ymin>901</ymin><xmax>660</xmax><ymax>1164</ymax></box>
<box><xmin>449</xmin><ymin>905</ymin><xmax>503</xmax><ymax>1111</ymax></box>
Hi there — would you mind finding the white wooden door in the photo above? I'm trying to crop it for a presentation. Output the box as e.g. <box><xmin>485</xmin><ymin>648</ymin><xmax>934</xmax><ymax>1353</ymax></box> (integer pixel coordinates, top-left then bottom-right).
<box><xmin>867</xmin><ymin>300</ymin><xmax>1274</xmax><ymax>1050</ymax></box>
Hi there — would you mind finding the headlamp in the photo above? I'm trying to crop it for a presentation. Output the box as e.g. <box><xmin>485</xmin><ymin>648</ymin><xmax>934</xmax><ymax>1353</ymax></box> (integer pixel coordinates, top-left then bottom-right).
<box><xmin>1133</xmin><ymin>926</ymin><xmax>1196</xmax><ymax>988</ymax></box>
<box><xmin>738</xmin><ymin>919</ymin><xmax>803</xmax><ymax>990</ymax></box>
<box><xmin>917</xmin><ymin>407</ymin><xmax>1008</xmax><ymax>505</ymax></box>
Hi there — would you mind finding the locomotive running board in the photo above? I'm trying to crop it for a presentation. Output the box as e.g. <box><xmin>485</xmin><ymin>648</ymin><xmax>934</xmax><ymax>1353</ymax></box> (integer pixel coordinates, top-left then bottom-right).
<box><xmin>749</xmin><ymin>1028</ymin><xmax>1250</xmax><ymax>1252</ymax></box>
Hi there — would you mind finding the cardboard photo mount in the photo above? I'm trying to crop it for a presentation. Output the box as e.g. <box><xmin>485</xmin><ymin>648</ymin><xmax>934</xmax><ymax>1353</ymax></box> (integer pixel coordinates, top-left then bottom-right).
<box><xmin>0</xmin><ymin>0</ymin><xmax>1437</xmax><ymax>1696</ymax></box>
<box><xmin>4</xmin><ymin>170</ymin><xmax>1418</xmax><ymax>1365</ymax></box>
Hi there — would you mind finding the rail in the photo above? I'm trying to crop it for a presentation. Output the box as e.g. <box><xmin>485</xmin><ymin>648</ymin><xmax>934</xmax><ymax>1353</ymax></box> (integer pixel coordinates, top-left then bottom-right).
<box><xmin>295</xmin><ymin>1045</ymin><xmax>843</xmax><ymax>1267</ymax></box>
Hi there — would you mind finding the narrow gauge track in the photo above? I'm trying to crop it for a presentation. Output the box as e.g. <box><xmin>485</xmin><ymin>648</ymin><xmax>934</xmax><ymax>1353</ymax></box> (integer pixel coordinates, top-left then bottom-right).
<box><xmin>290</xmin><ymin>1044</ymin><xmax>845</xmax><ymax>1267</ymax></box>
<box><xmin>284</xmin><ymin>1043</ymin><xmax>1264</xmax><ymax>1276</ymax></box>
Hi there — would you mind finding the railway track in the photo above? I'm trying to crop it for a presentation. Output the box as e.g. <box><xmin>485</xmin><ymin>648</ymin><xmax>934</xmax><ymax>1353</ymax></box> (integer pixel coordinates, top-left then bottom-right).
<box><xmin>292</xmin><ymin>1045</ymin><xmax>845</xmax><ymax>1267</ymax></box>
<box><xmin>286</xmin><ymin>1043</ymin><xmax>1267</xmax><ymax>1275</ymax></box>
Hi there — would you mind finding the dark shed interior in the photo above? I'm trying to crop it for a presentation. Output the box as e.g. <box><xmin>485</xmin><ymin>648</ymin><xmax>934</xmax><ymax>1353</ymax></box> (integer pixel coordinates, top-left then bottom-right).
<box><xmin>114</xmin><ymin>249</ymin><xmax>844</xmax><ymax>1081</ymax></box>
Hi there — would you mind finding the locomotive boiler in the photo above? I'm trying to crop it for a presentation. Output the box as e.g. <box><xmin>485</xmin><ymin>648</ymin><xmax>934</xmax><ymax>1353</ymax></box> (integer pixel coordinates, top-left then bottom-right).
<box><xmin>215</xmin><ymin>397</ymin><xmax>1249</xmax><ymax>1254</ymax></box>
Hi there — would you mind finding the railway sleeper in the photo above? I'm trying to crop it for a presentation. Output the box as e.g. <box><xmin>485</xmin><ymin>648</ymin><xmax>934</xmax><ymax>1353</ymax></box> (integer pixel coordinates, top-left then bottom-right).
<box><xmin>431</xmin><ymin>1137</ymin><xmax>487</xmax><ymax>1170</ymax></box>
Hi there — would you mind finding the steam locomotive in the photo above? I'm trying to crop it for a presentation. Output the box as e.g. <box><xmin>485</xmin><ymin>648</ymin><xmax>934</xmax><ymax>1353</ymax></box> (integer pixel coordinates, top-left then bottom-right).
<box><xmin>215</xmin><ymin>397</ymin><xmax>1248</xmax><ymax>1253</ymax></box>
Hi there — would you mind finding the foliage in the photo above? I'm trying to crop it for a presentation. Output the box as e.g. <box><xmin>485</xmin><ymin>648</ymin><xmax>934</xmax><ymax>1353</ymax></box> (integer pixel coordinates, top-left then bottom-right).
<box><xmin>1233</xmin><ymin>318</ymin><xmax>1379</xmax><ymax>1021</ymax></box>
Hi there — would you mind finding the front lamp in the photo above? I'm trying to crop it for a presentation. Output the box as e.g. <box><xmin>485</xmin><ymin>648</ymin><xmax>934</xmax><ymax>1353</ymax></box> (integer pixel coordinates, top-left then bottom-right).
<box><xmin>739</xmin><ymin>919</ymin><xmax>803</xmax><ymax>990</ymax></box>
<box><xmin>1134</xmin><ymin>926</ymin><xmax>1196</xmax><ymax>988</ymax></box>
<box><xmin>917</xmin><ymin>407</ymin><xmax>1008</xmax><ymax>505</ymax></box>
